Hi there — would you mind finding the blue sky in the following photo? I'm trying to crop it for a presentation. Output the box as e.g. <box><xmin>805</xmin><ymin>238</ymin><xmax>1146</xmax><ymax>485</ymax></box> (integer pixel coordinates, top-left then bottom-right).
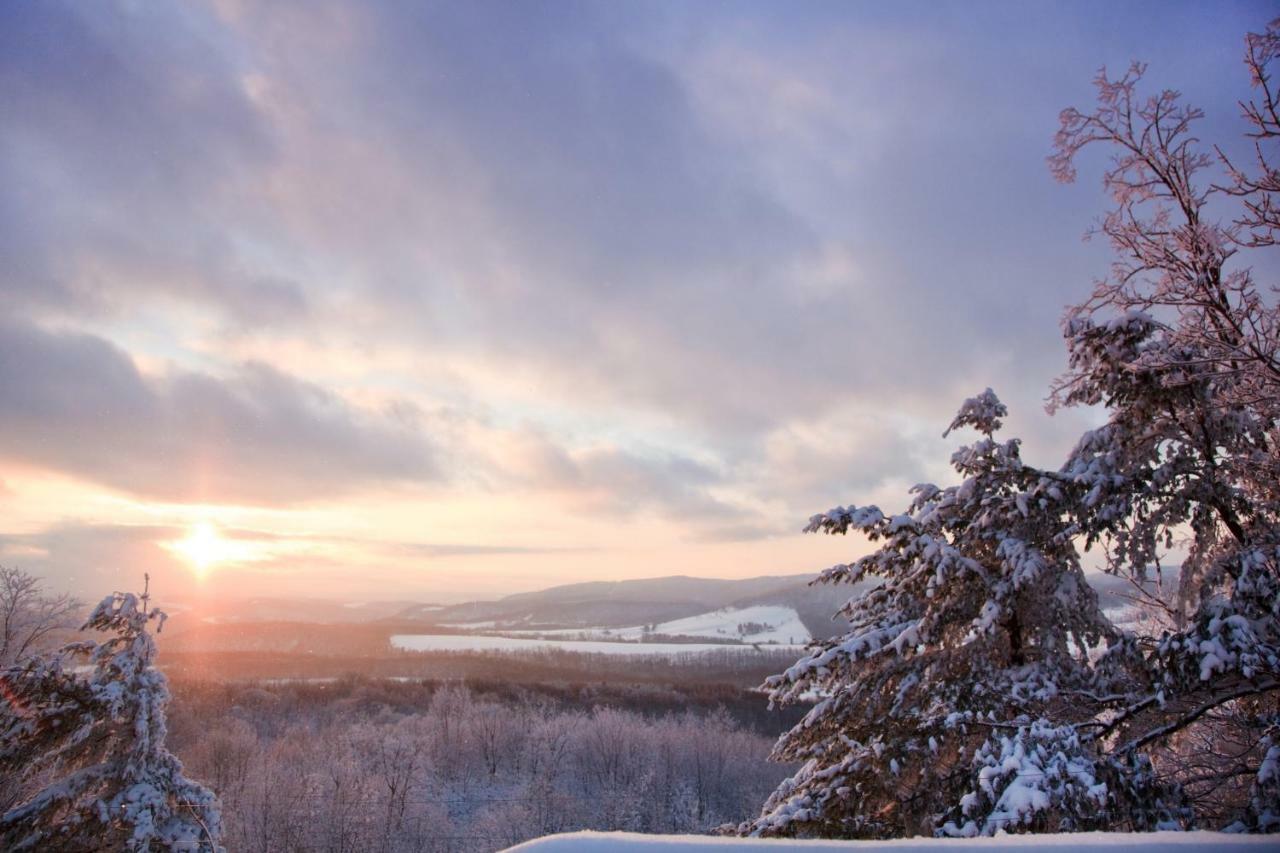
<box><xmin>1</xmin><ymin>0</ymin><xmax>1273</xmax><ymax>601</ymax></box>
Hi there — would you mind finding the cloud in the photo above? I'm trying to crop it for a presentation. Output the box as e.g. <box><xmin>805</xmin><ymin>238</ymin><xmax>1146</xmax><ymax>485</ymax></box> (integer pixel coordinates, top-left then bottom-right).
<box><xmin>0</xmin><ymin>319</ymin><xmax>437</xmax><ymax>503</ymax></box>
<box><xmin>0</xmin><ymin>523</ymin><xmax>186</xmax><ymax>598</ymax></box>
<box><xmin>384</xmin><ymin>542</ymin><xmax>592</xmax><ymax>559</ymax></box>
<box><xmin>0</xmin><ymin>1</ymin><xmax>299</xmax><ymax>327</ymax></box>
<box><xmin>497</xmin><ymin>428</ymin><xmax>744</xmax><ymax>525</ymax></box>
<box><xmin>753</xmin><ymin>410</ymin><xmax>935</xmax><ymax>505</ymax></box>
<box><xmin>5</xmin><ymin>0</ymin><xmax>1258</xmax><ymax>443</ymax></box>
<box><xmin>0</xmin><ymin>520</ymin><xmax>599</xmax><ymax>603</ymax></box>
<box><xmin>1</xmin><ymin>0</ymin><xmax>1270</xmax><ymax>600</ymax></box>
<box><xmin>184</xmin><ymin>0</ymin><xmax>1118</xmax><ymax>440</ymax></box>
<box><xmin>175</xmin><ymin>0</ymin><xmax>839</xmax><ymax>429</ymax></box>
<box><xmin>0</xmin><ymin>313</ymin><xmax>766</xmax><ymax>528</ymax></box>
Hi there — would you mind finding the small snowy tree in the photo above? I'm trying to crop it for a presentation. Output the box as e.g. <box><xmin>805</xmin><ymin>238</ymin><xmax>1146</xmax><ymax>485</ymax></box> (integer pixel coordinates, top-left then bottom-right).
<box><xmin>0</xmin><ymin>579</ymin><xmax>222</xmax><ymax>851</ymax></box>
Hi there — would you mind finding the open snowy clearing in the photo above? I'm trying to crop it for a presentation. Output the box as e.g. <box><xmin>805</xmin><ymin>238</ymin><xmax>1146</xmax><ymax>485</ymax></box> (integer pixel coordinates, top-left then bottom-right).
<box><xmin>495</xmin><ymin>605</ymin><xmax>812</xmax><ymax>645</ymax></box>
<box><xmin>504</xmin><ymin>830</ymin><xmax>1274</xmax><ymax>852</ymax></box>
<box><xmin>390</xmin><ymin>634</ymin><xmax>803</xmax><ymax>656</ymax></box>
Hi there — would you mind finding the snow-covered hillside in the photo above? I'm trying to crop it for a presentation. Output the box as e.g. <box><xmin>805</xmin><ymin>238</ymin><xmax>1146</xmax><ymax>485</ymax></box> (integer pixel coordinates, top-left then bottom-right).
<box><xmin>619</xmin><ymin>605</ymin><xmax>810</xmax><ymax>644</ymax></box>
<box><xmin>505</xmin><ymin>830</ymin><xmax>1273</xmax><ymax>852</ymax></box>
<box><xmin>1103</xmin><ymin>605</ymin><xmax>1170</xmax><ymax>634</ymax></box>
<box><xmin>496</xmin><ymin>605</ymin><xmax>811</xmax><ymax>645</ymax></box>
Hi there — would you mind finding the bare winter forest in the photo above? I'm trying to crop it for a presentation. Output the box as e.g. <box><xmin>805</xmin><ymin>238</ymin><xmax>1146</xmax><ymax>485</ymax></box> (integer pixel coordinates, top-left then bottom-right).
<box><xmin>165</xmin><ymin>679</ymin><xmax>795</xmax><ymax>851</ymax></box>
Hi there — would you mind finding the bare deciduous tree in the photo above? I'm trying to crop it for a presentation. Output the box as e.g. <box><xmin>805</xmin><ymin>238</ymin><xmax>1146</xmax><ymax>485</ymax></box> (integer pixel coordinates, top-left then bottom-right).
<box><xmin>0</xmin><ymin>566</ymin><xmax>79</xmax><ymax>667</ymax></box>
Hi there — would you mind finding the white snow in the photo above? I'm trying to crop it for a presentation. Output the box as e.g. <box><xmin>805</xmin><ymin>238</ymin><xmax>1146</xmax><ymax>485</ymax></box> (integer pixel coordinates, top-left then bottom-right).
<box><xmin>390</xmin><ymin>634</ymin><xmax>803</xmax><ymax>657</ymax></box>
<box><xmin>1102</xmin><ymin>606</ymin><xmax>1166</xmax><ymax>632</ymax></box>
<box><xmin>498</xmin><ymin>606</ymin><xmax>811</xmax><ymax>645</ymax></box>
<box><xmin>504</xmin><ymin>830</ymin><xmax>1274</xmax><ymax>852</ymax></box>
<box><xmin>633</xmin><ymin>605</ymin><xmax>810</xmax><ymax>644</ymax></box>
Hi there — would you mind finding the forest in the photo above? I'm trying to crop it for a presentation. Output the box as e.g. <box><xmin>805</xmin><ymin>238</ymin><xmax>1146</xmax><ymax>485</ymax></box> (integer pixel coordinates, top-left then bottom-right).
<box><xmin>164</xmin><ymin>678</ymin><xmax>796</xmax><ymax>851</ymax></box>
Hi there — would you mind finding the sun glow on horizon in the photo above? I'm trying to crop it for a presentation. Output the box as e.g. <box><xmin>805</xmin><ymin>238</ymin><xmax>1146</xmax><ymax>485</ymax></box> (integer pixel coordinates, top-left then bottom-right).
<box><xmin>168</xmin><ymin>522</ymin><xmax>253</xmax><ymax>578</ymax></box>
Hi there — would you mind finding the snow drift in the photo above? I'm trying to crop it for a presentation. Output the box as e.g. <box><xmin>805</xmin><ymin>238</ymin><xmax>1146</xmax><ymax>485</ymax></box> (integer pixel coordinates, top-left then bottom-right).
<box><xmin>505</xmin><ymin>830</ymin><xmax>1276</xmax><ymax>852</ymax></box>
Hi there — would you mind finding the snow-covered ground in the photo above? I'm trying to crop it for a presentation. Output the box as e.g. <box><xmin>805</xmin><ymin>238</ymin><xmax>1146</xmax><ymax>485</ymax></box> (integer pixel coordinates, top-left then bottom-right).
<box><xmin>652</xmin><ymin>606</ymin><xmax>809</xmax><ymax>643</ymax></box>
<box><xmin>390</xmin><ymin>634</ymin><xmax>804</xmax><ymax>656</ymax></box>
<box><xmin>1103</xmin><ymin>605</ymin><xmax>1170</xmax><ymax>633</ymax></box>
<box><xmin>472</xmin><ymin>606</ymin><xmax>812</xmax><ymax>645</ymax></box>
<box><xmin>504</xmin><ymin>830</ymin><xmax>1273</xmax><ymax>852</ymax></box>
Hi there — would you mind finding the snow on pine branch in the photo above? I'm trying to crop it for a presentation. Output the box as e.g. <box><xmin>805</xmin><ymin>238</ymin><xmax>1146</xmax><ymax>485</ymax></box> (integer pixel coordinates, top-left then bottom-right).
<box><xmin>1</xmin><ymin>579</ymin><xmax>222</xmax><ymax>851</ymax></box>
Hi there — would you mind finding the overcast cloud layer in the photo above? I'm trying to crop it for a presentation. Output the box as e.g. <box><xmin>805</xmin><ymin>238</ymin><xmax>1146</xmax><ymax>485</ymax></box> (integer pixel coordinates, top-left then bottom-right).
<box><xmin>1</xmin><ymin>0</ymin><xmax>1273</xmax><ymax>600</ymax></box>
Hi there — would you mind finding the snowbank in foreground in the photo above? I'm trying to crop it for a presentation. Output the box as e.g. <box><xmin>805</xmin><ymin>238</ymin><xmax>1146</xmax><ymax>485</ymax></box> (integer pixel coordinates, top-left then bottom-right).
<box><xmin>504</xmin><ymin>830</ymin><xmax>1273</xmax><ymax>853</ymax></box>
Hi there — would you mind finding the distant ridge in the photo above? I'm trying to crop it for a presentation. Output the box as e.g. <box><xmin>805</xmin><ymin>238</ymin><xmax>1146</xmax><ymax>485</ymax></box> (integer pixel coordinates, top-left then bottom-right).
<box><xmin>394</xmin><ymin>573</ymin><xmax>858</xmax><ymax>639</ymax></box>
<box><xmin>158</xmin><ymin>569</ymin><xmax>1166</xmax><ymax>651</ymax></box>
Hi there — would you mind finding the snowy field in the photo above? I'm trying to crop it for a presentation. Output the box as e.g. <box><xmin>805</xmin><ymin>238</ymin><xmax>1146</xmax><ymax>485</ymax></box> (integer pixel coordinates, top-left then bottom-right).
<box><xmin>390</xmin><ymin>634</ymin><xmax>804</xmax><ymax>656</ymax></box>
<box><xmin>1103</xmin><ymin>605</ymin><xmax>1171</xmax><ymax>633</ymax></box>
<box><xmin>494</xmin><ymin>606</ymin><xmax>812</xmax><ymax>645</ymax></box>
<box><xmin>504</xmin><ymin>830</ymin><xmax>1275</xmax><ymax>852</ymax></box>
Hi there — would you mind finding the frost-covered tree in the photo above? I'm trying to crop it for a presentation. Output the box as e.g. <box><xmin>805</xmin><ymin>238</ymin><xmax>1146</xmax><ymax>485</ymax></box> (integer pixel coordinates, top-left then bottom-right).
<box><xmin>741</xmin><ymin>391</ymin><xmax>1182</xmax><ymax>838</ymax></box>
<box><xmin>0</xmin><ymin>566</ymin><xmax>80</xmax><ymax>667</ymax></box>
<box><xmin>1046</xmin><ymin>20</ymin><xmax>1280</xmax><ymax>832</ymax></box>
<box><xmin>745</xmin><ymin>20</ymin><xmax>1280</xmax><ymax>839</ymax></box>
<box><xmin>0</xmin><ymin>579</ymin><xmax>222</xmax><ymax>851</ymax></box>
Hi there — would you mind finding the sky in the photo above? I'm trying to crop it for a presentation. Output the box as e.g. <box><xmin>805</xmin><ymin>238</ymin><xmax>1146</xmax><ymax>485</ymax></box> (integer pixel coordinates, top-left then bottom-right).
<box><xmin>0</xmin><ymin>0</ymin><xmax>1273</xmax><ymax>604</ymax></box>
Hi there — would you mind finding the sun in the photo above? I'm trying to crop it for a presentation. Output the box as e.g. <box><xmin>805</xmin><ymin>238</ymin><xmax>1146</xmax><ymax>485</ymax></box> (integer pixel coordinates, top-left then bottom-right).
<box><xmin>170</xmin><ymin>522</ymin><xmax>238</xmax><ymax>578</ymax></box>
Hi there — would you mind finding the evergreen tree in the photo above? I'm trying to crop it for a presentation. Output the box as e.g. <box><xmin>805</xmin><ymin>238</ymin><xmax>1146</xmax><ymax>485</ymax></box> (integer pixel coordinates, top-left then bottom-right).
<box><xmin>741</xmin><ymin>391</ymin><xmax>1182</xmax><ymax>837</ymax></box>
<box><xmin>0</xmin><ymin>579</ymin><xmax>222</xmax><ymax>851</ymax></box>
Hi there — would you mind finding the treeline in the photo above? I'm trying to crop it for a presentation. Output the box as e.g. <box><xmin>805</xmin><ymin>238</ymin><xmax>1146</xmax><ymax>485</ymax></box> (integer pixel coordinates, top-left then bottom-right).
<box><xmin>166</xmin><ymin>678</ymin><xmax>797</xmax><ymax>851</ymax></box>
<box><xmin>158</xmin><ymin>645</ymin><xmax>802</xmax><ymax>687</ymax></box>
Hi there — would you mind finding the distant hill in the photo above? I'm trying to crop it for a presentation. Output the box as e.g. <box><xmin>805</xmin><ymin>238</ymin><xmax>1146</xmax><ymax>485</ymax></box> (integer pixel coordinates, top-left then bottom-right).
<box><xmin>397</xmin><ymin>569</ymin><xmax>1177</xmax><ymax>640</ymax></box>
<box><xmin>158</xmin><ymin>574</ymin><xmax>858</xmax><ymax>640</ymax></box>
<box><xmin>397</xmin><ymin>574</ymin><xmax>858</xmax><ymax>639</ymax></box>
<box><xmin>1088</xmin><ymin>568</ymin><xmax>1180</xmax><ymax>611</ymax></box>
<box><xmin>159</xmin><ymin>568</ymin><xmax>1175</xmax><ymax>652</ymax></box>
<box><xmin>731</xmin><ymin>578</ymin><xmax>869</xmax><ymax>640</ymax></box>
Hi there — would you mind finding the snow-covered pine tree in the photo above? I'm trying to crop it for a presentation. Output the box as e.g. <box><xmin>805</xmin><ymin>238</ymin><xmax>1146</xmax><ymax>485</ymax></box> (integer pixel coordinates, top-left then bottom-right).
<box><xmin>0</xmin><ymin>579</ymin><xmax>222</xmax><ymax>851</ymax></box>
<box><xmin>741</xmin><ymin>390</ymin><xmax>1179</xmax><ymax>838</ymax></box>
